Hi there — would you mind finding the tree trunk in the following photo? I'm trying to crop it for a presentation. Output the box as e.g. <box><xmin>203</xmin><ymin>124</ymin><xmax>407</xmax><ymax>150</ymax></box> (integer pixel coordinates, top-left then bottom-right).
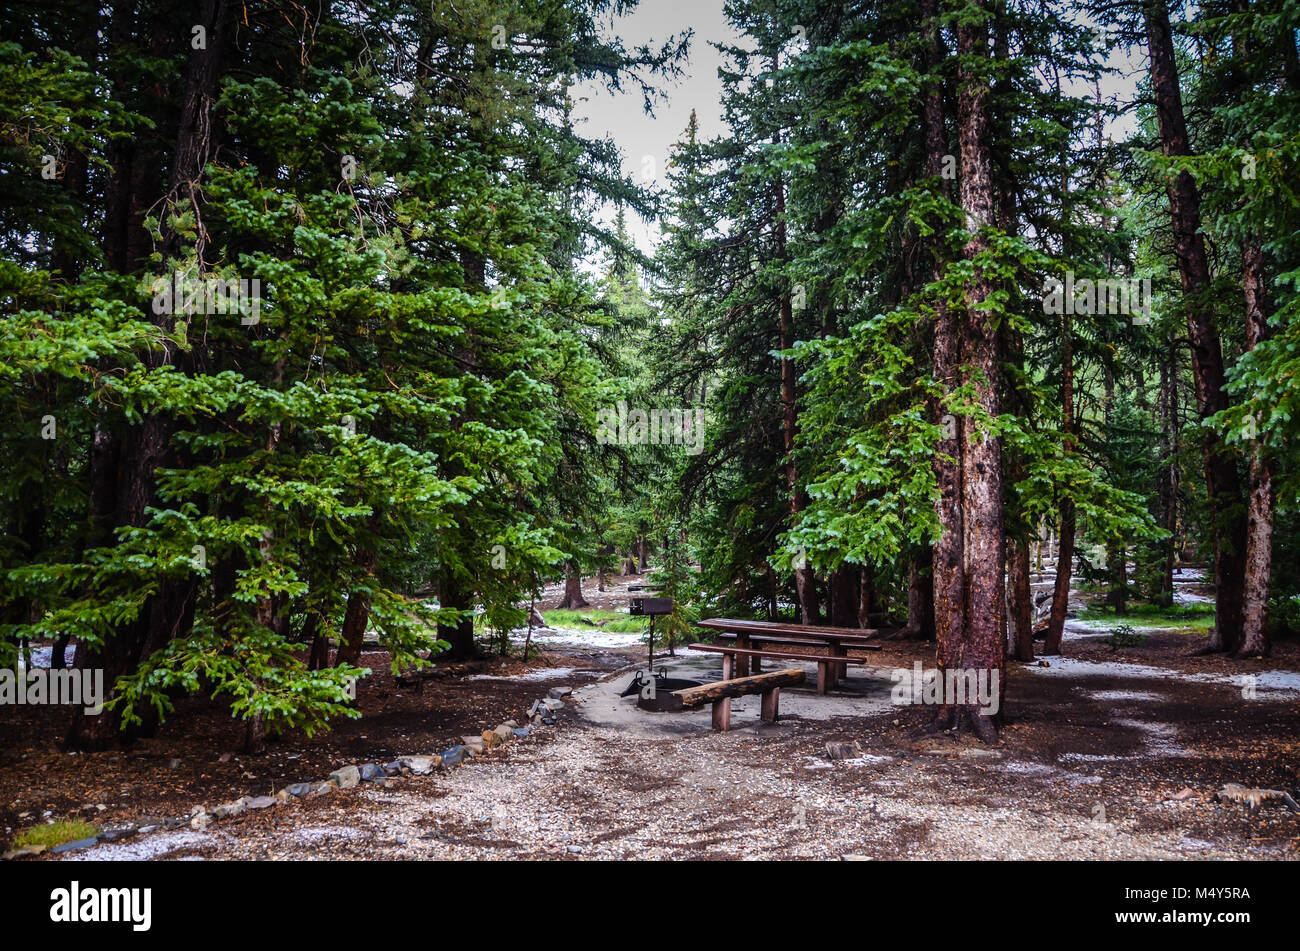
<box><xmin>556</xmin><ymin>564</ymin><xmax>590</xmax><ymax>610</ymax></box>
<box><xmin>925</xmin><ymin>0</ymin><xmax>966</xmax><ymax>729</ymax></box>
<box><xmin>305</xmin><ymin>612</ymin><xmax>329</xmax><ymax>671</ymax></box>
<box><xmin>954</xmin><ymin>1</ymin><xmax>1005</xmax><ymax>740</ymax></box>
<box><xmin>437</xmin><ymin>569</ymin><xmax>478</xmax><ymax>659</ymax></box>
<box><xmin>827</xmin><ymin>566</ymin><xmax>859</xmax><ymax>627</ymax></box>
<box><xmin>907</xmin><ymin>550</ymin><xmax>936</xmax><ymax>640</ymax></box>
<box><xmin>1009</xmin><ymin>539</ymin><xmax>1034</xmax><ymax>661</ymax></box>
<box><xmin>1143</xmin><ymin>0</ymin><xmax>1246</xmax><ymax>652</ymax></box>
<box><xmin>1238</xmin><ymin>238</ymin><xmax>1274</xmax><ymax>656</ymax></box>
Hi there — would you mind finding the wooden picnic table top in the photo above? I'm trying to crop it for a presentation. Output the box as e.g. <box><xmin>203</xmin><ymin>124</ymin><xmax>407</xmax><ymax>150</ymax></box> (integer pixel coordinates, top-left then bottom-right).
<box><xmin>697</xmin><ymin>618</ymin><xmax>897</xmax><ymax>642</ymax></box>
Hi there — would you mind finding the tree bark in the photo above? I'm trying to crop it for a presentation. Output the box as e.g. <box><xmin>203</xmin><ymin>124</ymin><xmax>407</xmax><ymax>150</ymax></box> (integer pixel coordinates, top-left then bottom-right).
<box><xmin>954</xmin><ymin>1</ymin><xmax>1005</xmax><ymax>740</ymax></box>
<box><xmin>924</xmin><ymin>0</ymin><xmax>967</xmax><ymax>728</ymax></box>
<box><xmin>1238</xmin><ymin>238</ymin><xmax>1274</xmax><ymax>656</ymax></box>
<box><xmin>1009</xmin><ymin>539</ymin><xmax>1034</xmax><ymax>661</ymax></box>
<box><xmin>1142</xmin><ymin>0</ymin><xmax>1247</xmax><ymax>652</ymax></box>
<box><xmin>556</xmin><ymin>564</ymin><xmax>590</xmax><ymax>610</ymax></box>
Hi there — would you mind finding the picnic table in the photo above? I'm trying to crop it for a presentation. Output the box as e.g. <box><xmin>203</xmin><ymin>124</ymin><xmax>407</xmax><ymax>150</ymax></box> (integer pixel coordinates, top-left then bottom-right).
<box><xmin>691</xmin><ymin>618</ymin><xmax>896</xmax><ymax>694</ymax></box>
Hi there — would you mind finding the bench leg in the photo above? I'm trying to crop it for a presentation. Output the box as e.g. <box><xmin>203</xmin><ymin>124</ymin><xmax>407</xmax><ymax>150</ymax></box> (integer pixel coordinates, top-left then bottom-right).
<box><xmin>712</xmin><ymin>698</ymin><xmax>731</xmax><ymax>731</ymax></box>
<box><xmin>722</xmin><ymin>654</ymin><xmax>734</xmax><ymax>681</ymax></box>
<box><xmin>761</xmin><ymin>687</ymin><xmax>780</xmax><ymax>723</ymax></box>
<box><xmin>752</xmin><ymin>653</ymin><xmax>763</xmax><ymax>673</ymax></box>
<box><xmin>817</xmin><ymin>662</ymin><xmax>829</xmax><ymax>696</ymax></box>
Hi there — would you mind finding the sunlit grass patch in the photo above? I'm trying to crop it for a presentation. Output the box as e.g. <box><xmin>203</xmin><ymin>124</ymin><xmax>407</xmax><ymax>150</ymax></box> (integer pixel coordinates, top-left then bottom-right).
<box><xmin>1078</xmin><ymin>601</ymin><xmax>1215</xmax><ymax>631</ymax></box>
<box><xmin>542</xmin><ymin>608</ymin><xmax>649</xmax><ymax>632</ymax></box>
<box><xmin>11</xmin><ymin>819</ymin><xmax>98</xmax><ymax>850</ymax></box>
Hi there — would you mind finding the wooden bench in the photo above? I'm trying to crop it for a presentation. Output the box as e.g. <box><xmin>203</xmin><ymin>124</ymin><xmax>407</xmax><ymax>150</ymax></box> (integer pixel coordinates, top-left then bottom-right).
<box><xmin>689</xmin><ymin>643</ymin><xmax>871</xmax><ymax>695</ymax></box>
<box><xmin>658</xmin><ymin>668</ymin><xmax>806</xmax><ymax>731</ymax></box>
<box><xmin>713</xmin><ymin>632</ymin><xmax>880</xmax><ymax>673</ymax></box>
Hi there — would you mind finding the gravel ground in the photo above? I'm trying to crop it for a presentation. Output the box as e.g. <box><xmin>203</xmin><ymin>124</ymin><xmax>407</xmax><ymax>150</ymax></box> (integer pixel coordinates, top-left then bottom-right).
<box><xmin>78</xmin><ymin>647</ymin><xmax>1300</xmax><ymax>861</ymax></box>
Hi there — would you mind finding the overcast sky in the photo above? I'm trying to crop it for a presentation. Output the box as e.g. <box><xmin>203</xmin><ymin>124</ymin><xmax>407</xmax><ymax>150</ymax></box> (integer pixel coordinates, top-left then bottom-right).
<box><xmin>572</xmin><ymin>0</ymin><xmax>741</xmax><ymax>256</ymax></box>
<box><xmin>570</xmin><ymin>1</ymin><xmax>1146</xmax><ymax>260</ymax></box>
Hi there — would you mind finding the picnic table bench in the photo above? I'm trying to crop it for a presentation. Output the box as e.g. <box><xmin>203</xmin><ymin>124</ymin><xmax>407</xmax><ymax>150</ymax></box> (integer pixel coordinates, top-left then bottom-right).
<box><xmin>657</xmin><ymin>668</ymin><xmax>806</xmax><ymax>731</ymax></box>
<box><xmin>692</xmin><ymin>618</ymin><xmax>896</xmax><ymax>694</ymax></box>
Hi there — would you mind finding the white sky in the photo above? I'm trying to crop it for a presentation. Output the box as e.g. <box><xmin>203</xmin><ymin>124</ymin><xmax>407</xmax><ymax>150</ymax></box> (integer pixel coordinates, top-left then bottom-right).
<box><xmin>572</xmin><ymin>0</ymin><xmax>741</xmax><ymax>257</ymax></box>
<box><xmin>570</xmin><ymin>1</ymin><xmax>1146</xmax><ymax>260</ymax></box>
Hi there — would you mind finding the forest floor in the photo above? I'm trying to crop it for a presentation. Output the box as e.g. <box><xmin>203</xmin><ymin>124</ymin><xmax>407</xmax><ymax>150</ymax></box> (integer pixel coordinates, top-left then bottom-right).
<box><xmin>6</xmin><ymin>568</ymin><xmax>1300</xmax><ymax>860</ymax></box>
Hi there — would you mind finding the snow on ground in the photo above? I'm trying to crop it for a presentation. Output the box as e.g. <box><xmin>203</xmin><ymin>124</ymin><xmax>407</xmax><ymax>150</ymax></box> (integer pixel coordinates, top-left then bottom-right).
<box><xmin>63</xmin><ymin>829</ymin><xmax>223</xmax><ymax>861</ymax></box>
<box><xmin>467</xmin><ymin>666</ymin><xmax>577</xmax><ymax>682</ymax></box>
<box><xmin>508</xmin><ymin>625</ymin><xmax>646</xmax><ymax>650</ymax></box>
<box><xmin>1026</xmin><ymin>655</ymin><xmax>1300</xmax><ymax>694</ymax></box>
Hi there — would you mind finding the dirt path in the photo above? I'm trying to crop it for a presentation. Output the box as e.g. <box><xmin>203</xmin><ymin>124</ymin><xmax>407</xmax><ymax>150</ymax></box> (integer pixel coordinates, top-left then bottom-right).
<box><xmin>63</xmin><ymin>633</ymin><xmax>1300</xmax><ymax>861</ymax></box>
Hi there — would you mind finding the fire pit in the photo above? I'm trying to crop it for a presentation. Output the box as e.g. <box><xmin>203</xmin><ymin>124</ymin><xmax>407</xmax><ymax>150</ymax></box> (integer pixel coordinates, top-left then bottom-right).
<box><xmin>622</xmin><ymin>595</ymin><xmax>701</xmax><ymax>709</ymax></box>
<box><xmin>620</xmin><ymin>668</ymin><xmax>704</xmax><ymax>711</ymax></box>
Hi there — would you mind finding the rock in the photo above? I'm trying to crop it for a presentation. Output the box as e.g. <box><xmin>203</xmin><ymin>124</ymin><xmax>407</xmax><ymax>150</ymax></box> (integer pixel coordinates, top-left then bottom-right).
<box><xmin>310</xmin><ymin>782</ymin><xmax>333</xmax><ymax>797</ymax></box>
<box><xmin>541</xmin><ymin>716</ymin><xmax>556</xmax><ymax>725</ymax></box>
<box><xmin>441</xmin><ymin>745</ymin><xmax>467</xmax><ymax>768</ymax></box>
<box><xmin>1171</xmin><ymin>787</ymin><xmax>1197</xmax><ymax>801</ymax></box>
<box><xmin>275</xmin><ymin>789</ymin><xmax>293</xmax><ymax>805</ymax></box>
<box><xmin>547</xmin><ymin>686</ymin><xmax>572</xmax><ymax>699</ymax></box>
<box><xmin>481</xmin><ymin>729</ymin><xmax>501</xmax><ymax>749</ymax></box>
<box><xmin>462</xmin><ymin>736</ymin><xmax>486</xmax><ymax>754</ymax></box>
<box><xmin>513</xmin><ymin>727</ymin><xmax>532</xmax><ymax>739</ymax></box>
<box><xmin>2</xmin><ymin>844</ymin><xmax>47</xmax><ymax>860</ymax></box>
<box><xmin>383</xmin><ymin>760</ymin><xmax>404</xmax><ymax>776</ymax></box>
<box><xmin>359</xmin><ymin>763</ymin><xmax>386</xmax><ymax>782</ymax></box>
<box><xmin>330</xmin><ymin>765</ymin><xmax>361</xmax><ymax>789</ymax></box>
<box><xmin>211</xmin><ymin>800</ymin><xmax>246</xmax><ymax>820</ymax></box>
<box><xmin>244</xmin><ymin>795</ymin><xmax>277</xmax><ymax>810</ymax></box>
<box><xmin>542</xmin><ymin>697</ymin><xmax>564</xmax><ymax>710</ymax></box>
<box><xmin>98</xmin><ymin>825</ymin><xmax>138</xmax><ymax>842</ymax></box>
<box><xmin>137</xmin><ymin>825</ymin><xmax>160</xmax><ymax>835</ymax></box>
<box><xmin>825</xmin><ymin>740</ymin><xmax>862</xmax><ymax>761</ymax></box>
<box><xmin>493</xmin><ymin>724</ymin><xmax>513</xmax><ymax>743</ymax></box>
<box><xmin>503</xmin><ymin>720</ymin><xmax>520</xmax><ymax>729</ymax></box>
<box><xmin>164</xmin><ymin>816</ymin><xmax>187</xmax><ymax>830</ymax></box>
<box><xmin>398</xmin><ymin>755</ymin><xmax>439</xmax><ymax>776</ymax></box>
<box><xmin>528</xmin><ymin>700</ymin><xmax>545</xmax><ymax>717</ymax></box>
<box><xmin>287</xmin><ymin>782</ymin><xmax>314</xmax><ymax>798</ymax></box>
<box><xmin>566</xmin><ymin>845</ymin><xmax>583</xmax><ymax>854</ymax></box>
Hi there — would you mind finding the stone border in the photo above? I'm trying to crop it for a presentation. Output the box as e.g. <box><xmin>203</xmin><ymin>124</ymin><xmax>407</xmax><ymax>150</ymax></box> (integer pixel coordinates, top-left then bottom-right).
<box><xmin>1</xmin><ymin>687</ymin><xmax>574</xmax><ymax>861</ymax></box>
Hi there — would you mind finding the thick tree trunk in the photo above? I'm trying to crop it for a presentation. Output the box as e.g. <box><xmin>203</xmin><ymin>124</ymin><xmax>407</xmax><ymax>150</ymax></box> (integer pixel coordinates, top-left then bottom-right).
<box><xmin>954</xmin><ymin>2</ymin><xmax>1005</xmax><ymax>741</ymax></box>
<box><xmin>556</xmin><ymin>564</ymin><xmax>590</xmax><ymax>610</ymax></box>
<box><xmin>1143</xmin><ymin>0</ymin><xmax>1246</xmax><ymax>652</ymax></box>
<box><xmin>1238</xmin><ymin>239</ymin><xmax>1274</xmax><ymax>656</ymax></box>
<box><xmin>924</xmin><ymin>0</ymin><xmax>966</xmax><ymax>729</ymax></box>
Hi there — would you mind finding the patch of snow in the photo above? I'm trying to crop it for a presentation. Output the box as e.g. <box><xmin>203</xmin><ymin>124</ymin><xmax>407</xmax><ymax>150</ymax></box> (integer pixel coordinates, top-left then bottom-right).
<box><xmin>841</xmin><ymin>755</ymin><xmax>893</xmax><ymax>766</ymax></box>
<box><xmin>63</xmin><ymin>830</ymin><xmax>219</xmax><ymax>861</ymax></box>
<box><xmin>510</xmin><ymin>625</ymin><xmax>646</xmax><ymax>650</ymax></box>
<box><xmin>1026</xmin><ymin>655</ymin><xmax>1300</xmax><ymax>695</ymax></box>
<box><xmin>1088</xmin><ymin>689</ymin><xmax>1165</xmax><ymax>702</ymax></box>
<box><xmin>1059</xmin><ymin>752</ymin><xmax>1125</xmax><ymax>763</ymax></box>
<box><xmin>466</xmin><ymin>666</ymin><xmax>577</xmax><ymax>682</ymax></box>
